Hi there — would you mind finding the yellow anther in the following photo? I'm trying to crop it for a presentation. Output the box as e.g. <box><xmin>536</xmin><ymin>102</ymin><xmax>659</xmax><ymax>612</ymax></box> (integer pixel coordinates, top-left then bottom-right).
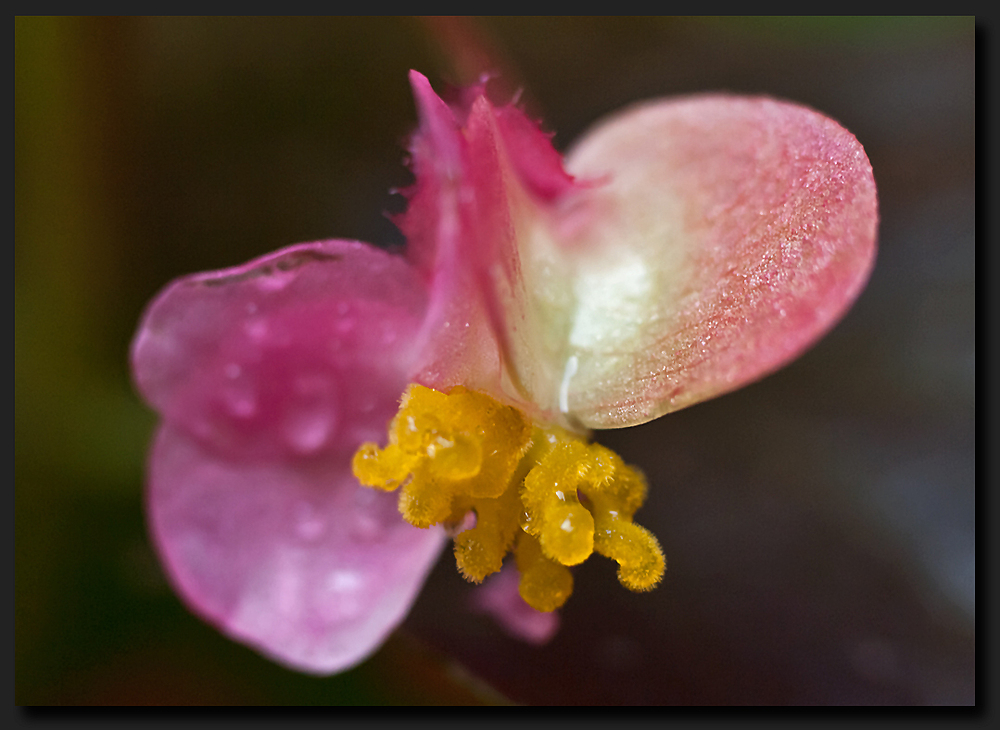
<box><xmin>583</xmin><ymin>473</ymin><xmax>665</xmax><ymax>591</ymax></box>
<box><xmin>515</xmin><ymin>532</ymin><xmax>573</xmax><ymax>612</ymax></box>
<box><xmin>351</xmin><ymin>442</ymin><xmax>416</xmax><ymax>491</ymax></box>
<box><xmin>396</xmin><ymin>464</ymin><xmax>455</xmax><ymax>529</ymax></box>
<box><xmin>452</xmin><ymin>483</ymin><xmax>521</xmax><ymax>583</ymax></box>
<box><xmin>352</xmin><ymin>383</ymin><xmax>665</xmax><ymax>611</ymax></box>
<box><xmin>425</xmin><ymin>432</ymin><xmax>482</xmax><ymax>481</ymax></box>
<box><xmin>592</xmin><ymin>504</ymin><xmax>665</xmax><ymax>591</ymax></box>
<box><xmin>522</xmin><ymin>437</ymin><xmax>619</xmax><ymax>567</ymax></box>
<box><xmin>538</xmin><ymin>502</ymin><xmax>594</xmax><ymax>566</ymax></box>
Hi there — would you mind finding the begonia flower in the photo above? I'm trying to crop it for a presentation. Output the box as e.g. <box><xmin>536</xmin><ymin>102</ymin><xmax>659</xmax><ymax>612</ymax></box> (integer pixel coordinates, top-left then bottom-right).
<box><xmin>131</xmin><ymin>70</ymin><xmax>877</xmax><ymax>675</ymax></box>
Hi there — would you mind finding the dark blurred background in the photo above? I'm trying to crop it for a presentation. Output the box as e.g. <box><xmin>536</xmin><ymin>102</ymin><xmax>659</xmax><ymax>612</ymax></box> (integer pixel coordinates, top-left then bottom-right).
<box><xmin>15</xmin><ymin>17</ymin><xmax>975</xmax><ymax>705</ymax></box>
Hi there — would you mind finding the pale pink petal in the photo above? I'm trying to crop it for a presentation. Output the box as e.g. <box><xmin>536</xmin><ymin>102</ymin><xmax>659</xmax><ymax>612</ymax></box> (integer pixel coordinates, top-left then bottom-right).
<box><xmin>472</xmin><ymin>564</ymin><xmax>560</xmax><ymax>645</ymax></box>
<box><xmin>558</xmin><ymin>95</ymin><xmax>878</xmax><ymax>428</ymax></box>
<box><xmin>132</xmin><ymin>240</ymin><xmax>447</xmax><ymax>674</ymax></box>
<box><xmin>415</xmin><ymin>85</ymin><xmax>877</xmax><ymax>429</ymax></box>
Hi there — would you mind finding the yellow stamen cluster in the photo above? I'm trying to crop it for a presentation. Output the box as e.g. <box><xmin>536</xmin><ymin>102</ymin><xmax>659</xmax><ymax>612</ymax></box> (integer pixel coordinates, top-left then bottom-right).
<box><xmin>352</xmin><ymin>384</ymin><xmax>665</xmax><ymax>612</ymax></box>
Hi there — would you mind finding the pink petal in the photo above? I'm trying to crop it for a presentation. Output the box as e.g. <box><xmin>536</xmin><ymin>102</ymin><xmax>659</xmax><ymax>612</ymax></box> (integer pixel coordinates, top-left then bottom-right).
<box><xmin>397</xmin><ymin>72</ymin><xmax>506</xmax><ymax>400</ymax></box>
<box><xmin>399</xmin><ymin>71</ymin><xmax>584</xmax><ymax>422</ymax></box>
<box><xmin>472</xmin><ymin>563</ymin><xmax>560</xmax><ymax>645</ymax></box>
<box><xmin>132</xmin><ymin>241</ymin><xmax>427</xmax><ymax>461</ymax></box>
<box><xmin>384</xmin><ymin>77</ymin><xmax>876</xmax><ymax>432</ymax></box>
<box><xmin>148</xmin><ymin>424</ymin><xmax>446</xmax><ymax>674</ymax></box>
<box><xmin>491</xmin><ymin>103</ymin><xmax>577</xmax><ymax>202</ymax></box>
<box><xmin>561</xmin><ymin>95</ymin><xmax>878</xmax><ymax>428</ymax></box>
<box><xmin>132</xmin><ymin>240</ymin><xmax>447</xmax><ymax>674</ymax></box>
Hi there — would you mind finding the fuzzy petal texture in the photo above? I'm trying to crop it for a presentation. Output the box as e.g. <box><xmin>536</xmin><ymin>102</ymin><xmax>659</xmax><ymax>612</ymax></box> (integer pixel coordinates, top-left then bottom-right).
<box><xmin>558</xmin><ymin>96</ymin><xmax>879</xmax><ymax>428</ymax></box>
<box><xmin>132</xmin><ymin>241</ymin><xmax>447</xmax><ymax>674</ymax></box>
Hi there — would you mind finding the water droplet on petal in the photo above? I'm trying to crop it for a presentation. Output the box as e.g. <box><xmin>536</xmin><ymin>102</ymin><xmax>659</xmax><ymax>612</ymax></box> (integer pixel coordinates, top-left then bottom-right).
<box><xmin>330</xmin><ymin>570</ymin><xmax>361</xmax><ymax>592</ymax></box>
<box><xmin>294</xmin><ymin>501</ymin><xmax>325</xmax><ymax>541</ymax></box>
<box><xmin>255</xmin><ymin>268</ymin><xmax>295</xmax><ymax>292</ymax></box>
<box><xmin>321</xmin><ymin>570</ymin><xmax>364</xmax><ymax>620</ymax></box>
<box><xmin>350</xmin><ymin>512</ymin><xmax>383</xmax><ymax>543</ymax></box>
<box><xmin>283</xmin><ymin>404</ymin><xmax>334</xmax><ymax>454</ymax></box>
<box><xmin>228</xmin><ymin>397</ymin><xmax>256</xmax><ymax>419</ymax></box>
<box><xmin>223</xmin><ymin>380</ymin><xmax>257</xmax><ymax>418</ymax></box>
<box><xmin>349</xmin><ymin>488</ymin><xmax>392</xmax><ymax>543</ymax></box>
<box><xmin>282</xmin><ymin>380</ymin><xmax>339</xmax><ymax>455</ymax></box>
<box><xmin>244</xmin><ymin>319</ymin><xmax>269</xmax><ymax>343</ymax></box>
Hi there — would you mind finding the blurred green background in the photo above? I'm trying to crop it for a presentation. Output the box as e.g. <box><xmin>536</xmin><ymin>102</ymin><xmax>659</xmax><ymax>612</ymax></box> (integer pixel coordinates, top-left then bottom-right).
<box><xmin>15</xmin><ymin>17</ymin><xmax>975</xmax><ymax>705</ymax></box>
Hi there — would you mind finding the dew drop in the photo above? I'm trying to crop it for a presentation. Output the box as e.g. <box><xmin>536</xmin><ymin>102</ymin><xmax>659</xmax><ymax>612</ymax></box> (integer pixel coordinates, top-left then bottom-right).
<box><xmin>283</xmin><ymin>403</ymin><xmax>335</xmax><ymax>455</ymax></box>
<box><xmin>350</xmin><ymin>488</ymin><xmax>395</xmax><ymax>542</ymax></box>
<box><xmin>350</xmin><ymin>512</ymin><xmax>383</xmax><ymax>543</ymax></box>
<box><xmin>321</xmin><ymin>570</ymin><xmax>364</xmax><ymax>620</ymax></box>
<box><xmin>329</xmin><ymin>570</ymin><xmax>361</xmax><ymax>592</ymax></box>
<box><xmin>283</xmin><ymin>377</ymin><xmax>339</xmax><ymax>454</ymax></box>
<box><xmin>294</xmin><ymin>501</ymin><xmax>325</xmax><ymax>541</ymax></box>
<box><xmin>255</xmin><ymin>268</ymin><xmax>295</xmax><ymax>292</ymax></box>
<box><xmin>222</xmin><ymin>380</ymin><xmax>257</xmax><ymax>419</ymax></box>
<box><xmin>227</xmin><ymin>396</ymin><xmax>256</xmax><ymax>419</ymax></box>
<box><xmin>244</xmin><ymin>319</ymin><xmax>269</xmax><ymax>343</ymax></box>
